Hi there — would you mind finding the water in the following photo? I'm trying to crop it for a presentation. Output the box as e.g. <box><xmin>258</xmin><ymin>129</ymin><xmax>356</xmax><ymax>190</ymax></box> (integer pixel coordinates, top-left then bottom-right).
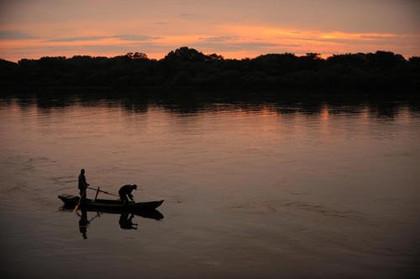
<box><xmin>1</xmin><ymin>96</ymin><xmax>419</xmax><ymax>278</ymax></box>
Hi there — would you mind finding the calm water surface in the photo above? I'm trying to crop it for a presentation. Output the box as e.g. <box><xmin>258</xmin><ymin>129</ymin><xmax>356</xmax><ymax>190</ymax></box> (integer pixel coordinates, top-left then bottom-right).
<box><xmin>0</xmin><ymin>97</ymin><xmax>419</xmax><ymax>278</ymax></box>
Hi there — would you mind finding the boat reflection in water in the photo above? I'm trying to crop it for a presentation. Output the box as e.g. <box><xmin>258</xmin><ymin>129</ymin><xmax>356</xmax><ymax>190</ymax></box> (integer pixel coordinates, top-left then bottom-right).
<box><xmin>60</xmin><ymin>201</ymin><xmax>164</xmax><ymax>239</ymax></box>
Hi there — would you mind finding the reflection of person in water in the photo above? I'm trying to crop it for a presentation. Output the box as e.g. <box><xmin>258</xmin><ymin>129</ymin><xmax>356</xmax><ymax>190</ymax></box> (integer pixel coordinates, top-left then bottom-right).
<box><xmin>78</xmin><ymin>207</ymin><xmax>89</xmax><ymax>239</ymax></box>
<box><xmin>119</xmin><ymin>212</ymin><xmax>138</xmax><ymax>230</ymax></box>
<box><xmin>77</xmin><ymin>208</ymin><xmax>100</xmax><ymax>239</ymax></box>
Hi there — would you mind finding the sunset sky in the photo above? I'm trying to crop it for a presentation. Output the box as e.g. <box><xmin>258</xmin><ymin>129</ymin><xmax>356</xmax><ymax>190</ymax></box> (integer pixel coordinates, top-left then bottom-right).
<box><xmin>0</xmin><ymin>0</ymin><xmax>419</xmax><ymax>61</ymax></box>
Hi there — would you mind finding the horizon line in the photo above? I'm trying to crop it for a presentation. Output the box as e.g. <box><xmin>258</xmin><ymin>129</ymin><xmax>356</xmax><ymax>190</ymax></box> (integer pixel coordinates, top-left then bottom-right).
<box><xmin>1</xmin><ymin>47</ymin><xmax>418</xmax><ymax>63</ymax></box>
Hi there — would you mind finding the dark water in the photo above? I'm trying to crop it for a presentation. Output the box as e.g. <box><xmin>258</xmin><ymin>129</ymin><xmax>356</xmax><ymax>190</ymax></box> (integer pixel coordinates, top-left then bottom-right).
<box><xmin>1</xmin><ymin>96</ymin><xmax>420</xmax><ymax>278</ymax></box>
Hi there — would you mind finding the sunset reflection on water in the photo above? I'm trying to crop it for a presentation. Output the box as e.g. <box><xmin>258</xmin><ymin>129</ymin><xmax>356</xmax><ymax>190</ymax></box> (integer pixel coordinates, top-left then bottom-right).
<box><xmin>0</xmin><ymin>96</ymin><xmax>419</xmax><ymax>278</ymax></box>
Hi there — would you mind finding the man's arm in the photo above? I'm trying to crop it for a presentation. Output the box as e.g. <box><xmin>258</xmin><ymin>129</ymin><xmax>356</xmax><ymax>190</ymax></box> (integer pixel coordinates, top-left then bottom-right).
<box><xmin>83</xmin><ymin>176</ymin><xmax>89</xmax><ymax>186</ymax></box>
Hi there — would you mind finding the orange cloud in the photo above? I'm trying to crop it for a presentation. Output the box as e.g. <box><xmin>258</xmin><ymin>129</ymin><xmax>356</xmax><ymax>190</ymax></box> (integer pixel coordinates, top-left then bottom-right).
<box><xmin>1</xmin><ymin>23</ymin><xmax>419</xmax><ymax>61</ymax></box>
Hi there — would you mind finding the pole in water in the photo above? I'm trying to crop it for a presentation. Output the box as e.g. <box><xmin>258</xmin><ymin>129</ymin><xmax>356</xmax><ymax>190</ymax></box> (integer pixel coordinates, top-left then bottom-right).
<box><xmin>94</xmin><ymin>187</ymin><xmax>100</xmax><ymax>201</ymax></box>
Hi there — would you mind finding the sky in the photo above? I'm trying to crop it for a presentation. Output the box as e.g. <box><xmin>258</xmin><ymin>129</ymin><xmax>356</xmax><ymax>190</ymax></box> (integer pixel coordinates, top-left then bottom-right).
<box><xmin>0</xmin><ymin>0</ymin><xmax>419</xmax><ymax>61</ymax></box>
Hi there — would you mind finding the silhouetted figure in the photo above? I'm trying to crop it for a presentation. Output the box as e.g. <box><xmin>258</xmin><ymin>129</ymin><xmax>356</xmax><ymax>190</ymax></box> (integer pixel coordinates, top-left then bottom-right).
<box><xmin>78</xmin><ymin>207</ymin><xmax>89</xmax><ymax>239</ymax></box>
<box><xmin>119</xmin><ymin>212</ymin><xmax>138</xmax><ymax>230</ymax></box>
<box><xmin>76</xmin><ymin>208</ymin><xmax>100</xmax><ymax>239</ymax></box>
<box><xmin>118</xmin><ymin>184</ymin><xmax>137</xmax><ymax>205</ymax></box>
<box><xmin>78</xmin><ymin>169</ymin><xmax>89</xmax><ymax>202</ymax></box>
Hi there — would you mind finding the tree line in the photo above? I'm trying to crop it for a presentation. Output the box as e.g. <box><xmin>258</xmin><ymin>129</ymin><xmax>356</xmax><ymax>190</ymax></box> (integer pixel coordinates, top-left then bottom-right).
<box><xmin>1</xmin><ymin>47</ymin><xmax>419</xmax><ymax>92</ymax></box>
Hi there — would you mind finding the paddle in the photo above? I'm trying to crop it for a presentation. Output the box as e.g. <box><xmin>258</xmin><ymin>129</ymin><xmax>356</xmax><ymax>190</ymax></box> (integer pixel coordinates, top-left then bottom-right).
<box><xmin>88</xmin><ymin>186</ymin><xmax>119</xmax><ymax>197</ymax></box>
<box><xmin>74</xmin><ymin>186</ymin><xmax>118</xmax><ymax>212</ymax></box>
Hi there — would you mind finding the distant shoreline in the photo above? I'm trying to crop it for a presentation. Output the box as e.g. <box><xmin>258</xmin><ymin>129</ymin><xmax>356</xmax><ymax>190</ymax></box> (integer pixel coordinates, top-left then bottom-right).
<box><xmin>1</xmin><ymin>47</ymin><xmax>419</xmax><ymax>94</ymax></box>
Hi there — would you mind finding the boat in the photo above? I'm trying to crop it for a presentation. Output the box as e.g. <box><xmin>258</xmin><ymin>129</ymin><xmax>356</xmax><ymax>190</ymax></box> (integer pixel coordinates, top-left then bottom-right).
<box><xmin>58</xmin><ymin>194</ymin><xmax>164</xmax><ymax>212</ymax></box>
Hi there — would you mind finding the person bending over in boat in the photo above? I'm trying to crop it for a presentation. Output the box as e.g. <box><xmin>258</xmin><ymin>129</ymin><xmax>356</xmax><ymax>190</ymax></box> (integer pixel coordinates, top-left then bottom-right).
<box><xmin>78</xmin><ymin>169</ymin><xmax>89</xmax><ymax>202</ymax></box>
<box><xmin>118</xmin><ymin>184</ymin><xmax>138</xmax><ymax>205</ymax></box>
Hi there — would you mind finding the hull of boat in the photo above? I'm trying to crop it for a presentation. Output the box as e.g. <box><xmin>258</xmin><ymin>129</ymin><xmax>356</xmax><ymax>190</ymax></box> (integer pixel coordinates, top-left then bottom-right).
<box><xmin>58</xmin><ymin>194</ymin><xmax>164</xmax><ymax>212</ymax></box>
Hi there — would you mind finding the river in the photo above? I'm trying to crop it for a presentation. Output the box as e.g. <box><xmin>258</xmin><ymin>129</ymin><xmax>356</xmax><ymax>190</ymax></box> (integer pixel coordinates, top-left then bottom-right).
<box><xmin>0</xmin><ymin>95</ymin><xmax>419</xmax><ymax>278</ymax></box>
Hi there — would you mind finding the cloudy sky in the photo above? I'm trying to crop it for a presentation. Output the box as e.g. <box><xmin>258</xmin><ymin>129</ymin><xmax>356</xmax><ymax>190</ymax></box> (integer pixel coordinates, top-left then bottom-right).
<box><xmin>0</xmin><ymin>0</ymin><xmax>419</xmax><ymax>61</ymax></box>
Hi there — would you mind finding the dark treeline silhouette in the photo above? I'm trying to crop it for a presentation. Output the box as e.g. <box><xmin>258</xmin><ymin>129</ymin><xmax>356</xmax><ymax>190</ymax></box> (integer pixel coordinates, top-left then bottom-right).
<box><xmin>1</xmin><ymin>47</ymin><xmax>419</xmax><ymax>93</ymax></box>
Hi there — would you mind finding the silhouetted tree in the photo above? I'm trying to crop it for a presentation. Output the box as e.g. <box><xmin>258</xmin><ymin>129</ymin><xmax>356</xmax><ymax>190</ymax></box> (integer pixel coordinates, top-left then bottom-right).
<box><xmin>0</xmin><ymin>47</ymin><xmax>418</xmax><ymax>92</ymax></box>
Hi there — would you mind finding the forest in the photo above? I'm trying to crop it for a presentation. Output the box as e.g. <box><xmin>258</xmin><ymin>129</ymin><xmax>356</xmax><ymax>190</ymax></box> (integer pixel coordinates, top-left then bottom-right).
<box><xmin>1</xmin><ymin>47</ymin><xmax>419</xmax><ymax>93</ymax></box>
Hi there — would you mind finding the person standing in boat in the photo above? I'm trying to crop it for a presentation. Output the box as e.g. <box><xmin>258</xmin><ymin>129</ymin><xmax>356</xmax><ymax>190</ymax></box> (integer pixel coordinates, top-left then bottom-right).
<box><xmin>118</xmin><ymin>184</ymin><xmax>137</xmax><ymax>205</ymax></box>
<box><xmin>78</xmin><ymin>169</ymin><xmax>89</xmax><ymax>202</ymax></box>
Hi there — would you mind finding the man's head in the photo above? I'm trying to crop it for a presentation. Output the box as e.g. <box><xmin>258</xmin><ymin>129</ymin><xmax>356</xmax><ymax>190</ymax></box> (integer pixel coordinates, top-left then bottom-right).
<box><xmin>81</xmin><ymin>169</ymin><xmax>85</xmax><ymax>174</ymax></box>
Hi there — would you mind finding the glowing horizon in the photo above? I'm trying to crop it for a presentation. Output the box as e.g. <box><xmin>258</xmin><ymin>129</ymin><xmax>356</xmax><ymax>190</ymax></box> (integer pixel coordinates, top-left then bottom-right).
<box><xmin>0</xmin><ymin>0</ymin><xmax>419</xmax><ymax>61</ymax></box>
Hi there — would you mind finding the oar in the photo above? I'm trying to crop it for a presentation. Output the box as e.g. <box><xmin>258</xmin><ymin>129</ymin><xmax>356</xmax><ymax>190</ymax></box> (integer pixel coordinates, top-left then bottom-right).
<box><xmin>74</xmin><ymin>187</ymin><xmax>117</xmax><ymax>213</ymax></box>
<box><xmin>88</xmin><ymin>186</ymin><xmax>119</xmax><ymax>197</ymax></box>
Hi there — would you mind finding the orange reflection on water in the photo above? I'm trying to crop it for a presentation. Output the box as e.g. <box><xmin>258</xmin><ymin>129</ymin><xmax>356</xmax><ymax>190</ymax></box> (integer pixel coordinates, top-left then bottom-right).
<box><xmin>320</xmin><ymin>106</ymin><xmax>329</xmax><ymax>122</ymax></box>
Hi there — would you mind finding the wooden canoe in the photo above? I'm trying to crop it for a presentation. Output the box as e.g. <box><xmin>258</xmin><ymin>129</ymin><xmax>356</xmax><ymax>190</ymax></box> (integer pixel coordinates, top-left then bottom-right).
<box><xmin>58</xmin><ymin>194</ymin><xmax>164</xmax><ymax>212</ymax></box>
